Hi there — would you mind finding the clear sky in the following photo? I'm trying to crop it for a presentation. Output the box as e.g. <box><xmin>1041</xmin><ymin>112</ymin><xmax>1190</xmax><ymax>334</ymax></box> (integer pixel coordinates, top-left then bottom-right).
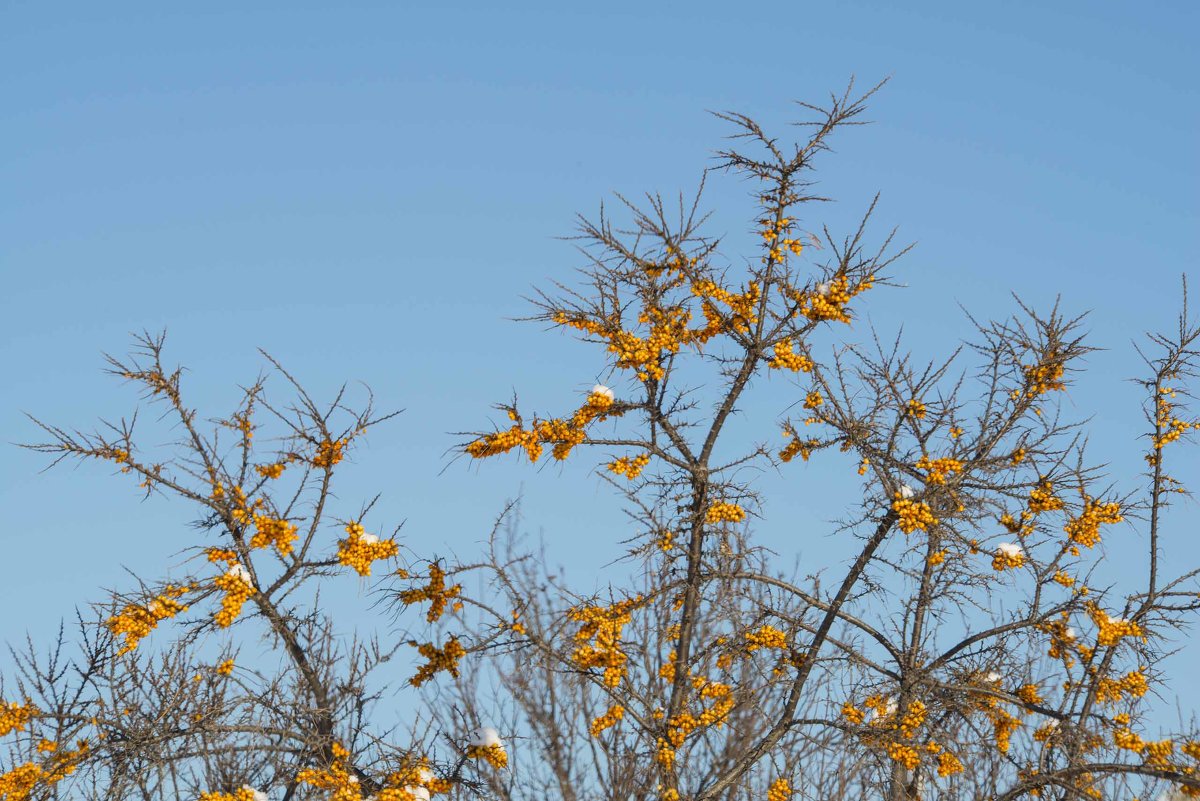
<box><xmin>2</xmin><ymin>1</ymin><xmax>1197</xmax><ymax>719</ymax></box>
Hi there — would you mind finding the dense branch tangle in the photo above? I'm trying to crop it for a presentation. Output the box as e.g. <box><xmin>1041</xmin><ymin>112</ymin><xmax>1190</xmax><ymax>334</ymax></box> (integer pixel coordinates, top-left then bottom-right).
<box><xmin>459</xmin><ymin>84</ymin><xmax>1200</xmax><ymax>801</ymax></box>
<box><xmin>7</xmin><ymin>334</ymin><xmax>517</xmax><ymax>799</ymax></box>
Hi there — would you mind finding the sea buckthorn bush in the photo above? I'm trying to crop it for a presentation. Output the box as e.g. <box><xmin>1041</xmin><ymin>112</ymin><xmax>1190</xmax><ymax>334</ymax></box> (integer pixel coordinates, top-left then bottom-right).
<box><xmin>6</xmin><ymin>85</ymin><xmax>1200</xmax><ymax>801</ymax></box>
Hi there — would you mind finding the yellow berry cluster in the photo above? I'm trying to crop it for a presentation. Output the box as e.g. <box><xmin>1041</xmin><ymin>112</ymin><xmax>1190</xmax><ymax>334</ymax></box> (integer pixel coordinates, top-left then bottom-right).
<box><xmin>1033</xmin><ymin>721</ymin><xmax>1060</xmax><ymax>743</ymax></box>
<box><xmin>655</xmin><ymin>675</ymin><xmax>734</xmax><ymax>768</ymax></box>
<box><xmin>409</xmin><ymin>636</ymin><xmax>466</xmax><ymax>687</ymax></box>
<box><xmin>220</xmin><ymin>482</ymin><xmax>258</xmax><ymax>525</ymax></box>
<box><xmin>254</xmin><ymin>461</ymin><xmax>287</xmax><ymax>479</ymax></box>
<box><xmin>797</xmin><ymin>274</ymin><xmax>874</xmax><ymax>324</ymax></box>
<box><xmin>215</xmin><ymin>659</ymin><xmax>235</xmax><ymax>677</ymax></box>
<box><xmin>539</xmin><ymin>392</ymin><xmax>618</xmax><ymax>459</ymax></box>
<box><xmin>841</xmin><ymin>701</ymin><xmax>865</xmax><ymax>725</ymax></box>
<box><xmin>611</xmin><ymin>310</ymin><xmax>692</xmax><ymax>381</ymax></box>
<box><xmin>692</xmin><ymin>279</ymin><xmax>761</xmax><ymax>336</ymax></box>
<box><xmin>851</xmin><ymin>696</ymin><xmax>932</xmax><ymax>771</ymax></box>
<box><xmin>906</xmin><ymin>398</ymin><xmax>926</xmax><ymax>420</ymax></box>
<box><xmin>743</xmin><ymin>624</ymin><xmax>788</xmax><ymax>653</ymax></box>
<box><xmin>674</xmin><ymin>301</ymin><xmax>725</xmax><ymax>359</ymax></box>
<box><xmin>778</xmin><ymin>427</ymin><xmax>818</xmax><ymax>463</ymax></box>
<box><xmin>107</xmin><ymin>584</ymin><xmax>191</xmax><ymax>654</ymax></box>
<box><xmin>295</xmin><ymin>742</ymin><xmax>363</xmax><ymax>800</ymax></box>
<box><xmin>1095</xmin><ymin>669</ymin><xmax>1149</xmax><ymax>704</ymax></box>
<box><xmin>992</xmin><ymin>543</ymin><xmax>1025</xmax><ymax>571</ymax></box>
<box><xmin>337</xmin><ymin>522</ymin><xmax>399</xmax><ymax>576</ymax></box>
<box><xmin>1144</xmin><ymin>739</ymin><xmax>1176</xmax><ymax>769</ymax></box>
<box><xmin>589</xmin><ymin>704</ymin><xmax>625</xmax><ymax>737</ymax></box>
<box><xmin>1028</xmin><ymin>480</ymin><xmax>1065</xmax><ymax>514</ymax></box>
<box><xmin>767</xmin><ymin>338</ymin><xmax>814</xmax><ymax>372</ymax></box>
<box><xmin>467</xmin><ymin>423</ymin><xmax>539</xmax><ymax>461</ymax></box>
<box><xmin>897</xmin><ymin>700</ymin><xmax>927</xmax><ymax>738</ymax></box>
<box><xmin>915</xmin><ymin>456</ymin><xmax>962</xmax><ymax>485</ymax></box>
<box><xmin>886</xmin><ymin>741</ymin><xmax>920</xmax><ymax>770</ymax></box>
<box><xmin>311</xmin><ymin>437</ymin><xmax>347</xmax><ymax>469</ymax></box>
<box><xmin>213</xmin><ymin>569</ymin><xmax>255</xmax><ymax>628</ymax></box>
<box><xmin>1023</xmin><ymin>351</ymin><xmax>1066</xmax><ymax>397</ymax></box>
<box><xmin>862</xmin><ymin>694</ymin><xmax>895</xmax><ymax>723</ymax></box>
<box><xmin>892</xmin><ymin>495</ymin><xmax>938</xmax><ymax>534</ymax></box>
<box><xmin>657</xmin><ymin>530</ymin><xmax>675</xmax><ymax>551</ymax></box>
<box><xmin>706</xmin><ymin>501</ymin><xmax>746</xmax><ymax>524</ymax></box>
<box><xmin>1112</xmin><ymin>725</ymin><xmax>1175</xmax><ymax>768</ymax></box>
<box><xmin>1000</xmin><ymin>480</ymin><xmax>1067</xmax><ymax>539</ymax></box>
<box><xmin>996</xmin><ymin>508</ymin><xmax>1029</xmax><ymax>534</ymax></box>
<box><xmin>937</xmin><ymin>749</ymin><xmax>964</xmax><ymax>777</ymax></box>
<box><xmin>1152</xmin><ymin>388</ymin><xmax>1200</xmax><ymax>449</ymax></box>
<box><xmin>199</xmin><ymin>788</ymin><xmax>262</xmax><ymax>801</ymax></box>
<box><xmin>988</xmin><ymin>707</ymin><xmax>1022</xmax><ymax>753</ymax></box>
<box><xmin>659</xmin><ymin>649</ymin><xmax>678</xmax><ymax>682</ymax></box>
<box><xmin>1086</xmin><ymin>604</ymin><xmax>1143</xmax><ymax>647</ymax></box>
<box><xmin>465</xmin><ymin>743</ymin><xmax>508</xmax><ymax>769</ymax></box>
<box><xmin>1064</xmin><ymin>498</ymin><xmax>1122</xmax><ymax>549</ymax></box>
<box><xmin>1015</xmin><ymin>684</ymin><xmax>1042</xmax><ymax>705</ymax></box>
<box><xmin>608</xmin><ymin>453</ymin><xmax>651</xmax><ymax>480</ymax></box>
<box><xmin>0</xmin><ymin>740</ymin><xmax>88</xmax><ymax>799</ymax></box>
<box><xmin>397</xmin><ymin>564</ymin><xmax>462</xmax><ymax>622</ymax></box>
<box><xmin>0</xmin><ymin>700</ymin><xmax>36</xmax><ymax>736</ymax></box>
<box><xmin>467</xmin><ymin>390</ymin><xmax>621</xmax><ymax>462</ymax></box>
<box><xmin>760</xmin><ymin>216</ymin><xmax>805</xmax><ymax>261</ymax></box>
<box><xmin>1041</xmin><ymin>618</ymin><xmax>1078</xmax><ymax>665</ymax></box>
<box><xmin>206</xmin><ymin>547</ymin><xmax>239</xmax><ymax>566</ymax></box>
<box><xmin>382</xmin><ymin>762</ymin><xmax>452</xmax><ymax>801</ymax></box>
<box><xmin>766</xmin><ymin>778</ymin><xmax>792</xmax><ymax>801</ymax></box>
<box><xmin>530</xmin><ymin>420</ymin><xmax>583</xmax><ymax>462</ymax></box>
<box><xmin>553</xmin><ymin>269</ymin><xmax>759</xmax><ymax>382</ymax></box>
<box><xmin>249</xmin><ymin>513</ymin><xmax>298</xmax><ymax>556</ymax></box>
<box><xmin>568</xmin><ymin>597</ymin><xmax>642</xmax><ymax>687</ymax></box>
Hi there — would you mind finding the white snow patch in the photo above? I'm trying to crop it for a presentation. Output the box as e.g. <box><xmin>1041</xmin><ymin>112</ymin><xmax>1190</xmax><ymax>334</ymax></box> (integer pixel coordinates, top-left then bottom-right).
<box><xmin>227</xmin><ymin>564</ymin><xmax>253</xmax><ymax>584</ymax></box>
<box><xmin>469</xmin><ymin>726</ymin><xmax>503</xmax><ymax>748</ymax></box>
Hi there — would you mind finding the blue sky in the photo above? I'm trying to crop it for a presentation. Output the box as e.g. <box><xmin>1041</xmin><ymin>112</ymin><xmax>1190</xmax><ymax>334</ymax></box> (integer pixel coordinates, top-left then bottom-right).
<box><xmin>2</xmin><ymin>1</ymin><xmax>1197</xmax><ymax>722</ymax></box>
